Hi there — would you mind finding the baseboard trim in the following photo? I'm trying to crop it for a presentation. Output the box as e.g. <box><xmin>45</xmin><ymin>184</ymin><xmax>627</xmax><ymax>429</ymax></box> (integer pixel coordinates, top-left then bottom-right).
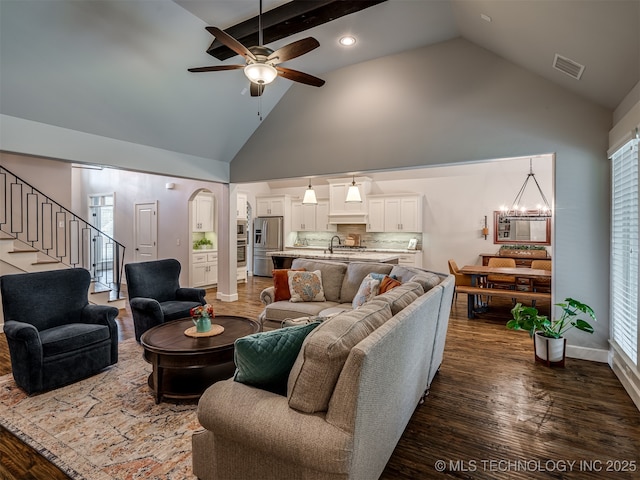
<box><xmin>566</xmin><ymin>345</ymin><xmax>608</xmax><ymax>363</ymax></box>
<box><xmin>216</xmin><ymin>292</ymin><xmax>239</xmax><ymax>302</ymax></box>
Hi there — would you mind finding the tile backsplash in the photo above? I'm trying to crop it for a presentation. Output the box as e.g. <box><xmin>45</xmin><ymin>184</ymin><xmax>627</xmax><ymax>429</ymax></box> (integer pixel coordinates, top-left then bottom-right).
<box><xmin>295</xmin><ymin>224</ymin><xmax>422</xmax><ymax>250</ymax></box>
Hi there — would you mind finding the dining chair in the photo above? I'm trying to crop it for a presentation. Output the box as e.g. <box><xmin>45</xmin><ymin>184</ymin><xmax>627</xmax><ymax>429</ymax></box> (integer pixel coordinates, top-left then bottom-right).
<box><xmin>448</xmin><ymin>259</ymin><xmax>473</xmax><ymax>303</ymax></box>
<box><xmin>530</xmin><ymin>259</ymin><xmax>552</xmax><ymax>292</ymax></box>
<box><xmin>486</xmin><ymin>257</ymin><xmax>517</xmax><ymax>289</ymax></box>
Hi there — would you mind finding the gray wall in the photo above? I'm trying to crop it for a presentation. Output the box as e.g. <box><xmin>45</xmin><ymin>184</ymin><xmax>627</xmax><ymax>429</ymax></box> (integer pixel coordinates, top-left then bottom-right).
<box><xmin>231</xmin><ymin>38</ymin><xmax>612</xmax><ymax>356</ymax></box>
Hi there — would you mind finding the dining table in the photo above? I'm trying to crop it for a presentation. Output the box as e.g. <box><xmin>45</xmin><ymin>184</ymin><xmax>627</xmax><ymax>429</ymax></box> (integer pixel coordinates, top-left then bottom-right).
<box><xmin>458</xmin><ymin>265</ymin><xmax>552</xmax><ymax>318</ymax></box>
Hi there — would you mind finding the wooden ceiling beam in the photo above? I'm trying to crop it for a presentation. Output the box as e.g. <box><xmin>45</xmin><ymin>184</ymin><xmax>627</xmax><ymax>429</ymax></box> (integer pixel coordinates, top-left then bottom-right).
<box><xmin>206</xmin><ymin>0</ymin><xmax>387</xmax><ymax>60</ymax></box>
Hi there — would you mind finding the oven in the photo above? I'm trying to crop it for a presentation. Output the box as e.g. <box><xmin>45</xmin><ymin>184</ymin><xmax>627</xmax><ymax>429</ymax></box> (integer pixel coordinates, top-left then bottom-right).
<box><xmin>237</xmin><ymin>239</ymin><xmax>247</xmax><ymax>267</ymax></box>
<box><xmin>237</xmin><ymin>220</ymin><xmax>247</xmax><ymax>237</ymax></box>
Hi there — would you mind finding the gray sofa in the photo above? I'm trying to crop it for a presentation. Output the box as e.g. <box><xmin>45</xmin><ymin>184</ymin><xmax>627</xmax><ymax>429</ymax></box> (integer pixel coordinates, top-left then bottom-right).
<box><xmin>192</xmin><ymin>259</ymin><xmax>455</xmax><ymax>480</ymax></box>
<box><xmin>259</xmin><ymin>258</ymin><xmax>441</xmax><ymax>331</ymax></box>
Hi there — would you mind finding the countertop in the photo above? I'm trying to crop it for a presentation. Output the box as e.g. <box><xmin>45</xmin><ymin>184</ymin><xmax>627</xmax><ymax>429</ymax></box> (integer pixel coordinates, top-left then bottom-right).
<box><xmin>286</xmin><ymin>246</ymin><xmax>420</xmax><ymax>254</ymax></box>
<box><xmin>268</xmin><ymin>249</ymin><xmax>401</xmax><ymax>263</ymax></box>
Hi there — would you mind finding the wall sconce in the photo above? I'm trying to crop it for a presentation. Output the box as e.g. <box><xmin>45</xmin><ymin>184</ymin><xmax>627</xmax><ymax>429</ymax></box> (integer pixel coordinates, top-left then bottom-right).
<box><xmin>165</xmin><ymin>182</ymin><xmax>175</xmax><ymax>190</ymax></box>
<box><xmin>345</xmin><ymin>176</ymin><xmax>362</xmax><ymax>203</ymax></box>
<box><xmin>482</xmin><ymin>215</ymin><xmax>489</xmax><ymax>240</ymax></box>
<box><xmin>302</xmin><ymin>179</ymin><xmax>318</xmax><ymax>205</ymax></box>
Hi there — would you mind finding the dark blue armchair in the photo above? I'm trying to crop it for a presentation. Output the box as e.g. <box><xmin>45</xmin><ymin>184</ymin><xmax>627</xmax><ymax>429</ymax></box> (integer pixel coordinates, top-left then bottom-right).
<box><xmin>125</xmin><ymin>258</ymin><xmax>206</xmax><ymax>341</ymax></box>
<box><xmin>0</xmin><ymin>268</ymin><xmax>119</xmax><ymax>395</ymax></box>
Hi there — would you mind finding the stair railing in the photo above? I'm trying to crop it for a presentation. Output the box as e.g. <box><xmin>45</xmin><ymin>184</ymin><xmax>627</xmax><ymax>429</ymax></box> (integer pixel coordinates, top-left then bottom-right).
<box><xmin>0</xmin><ymin>165</ymin><xmax>126</xmax><ymax>298</ymax></box>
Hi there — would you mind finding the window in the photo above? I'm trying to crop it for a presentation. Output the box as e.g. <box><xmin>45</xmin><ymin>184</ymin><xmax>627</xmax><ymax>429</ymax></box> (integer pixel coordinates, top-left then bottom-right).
<box><xmin>610</xmin><ymin>138</ymin><xmax>639</xmax><ymax>365</ymax></box>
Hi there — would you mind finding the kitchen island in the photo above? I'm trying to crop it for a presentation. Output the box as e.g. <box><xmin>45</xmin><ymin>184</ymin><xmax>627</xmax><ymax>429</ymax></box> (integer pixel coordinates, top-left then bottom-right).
<box><xmin>268</xmin><ymin>249</ymin><xmax>400</xmax><ymax>269</ymax></box>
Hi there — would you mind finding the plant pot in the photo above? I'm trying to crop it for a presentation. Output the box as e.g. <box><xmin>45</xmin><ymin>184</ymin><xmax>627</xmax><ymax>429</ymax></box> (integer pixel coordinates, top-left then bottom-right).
<box><xmin>534</xmin><ymin>332</ymin><xmax>566</xmax><ymax>367</ymax></box>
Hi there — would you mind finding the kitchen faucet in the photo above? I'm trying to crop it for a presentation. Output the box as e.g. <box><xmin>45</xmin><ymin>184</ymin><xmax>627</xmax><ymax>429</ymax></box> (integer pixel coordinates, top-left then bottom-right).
<box><xmin>329</xmin><ymin>235</ymin><xmax>341</xmax><ymax>254</ymax></box>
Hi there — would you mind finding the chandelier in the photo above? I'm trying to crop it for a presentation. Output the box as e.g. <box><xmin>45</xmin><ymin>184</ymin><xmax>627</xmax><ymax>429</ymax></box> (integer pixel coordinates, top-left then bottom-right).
<box><xmin>499</xmin><ymin>159</ymin><xmax>551</xmax><ymax>219</ymax></box>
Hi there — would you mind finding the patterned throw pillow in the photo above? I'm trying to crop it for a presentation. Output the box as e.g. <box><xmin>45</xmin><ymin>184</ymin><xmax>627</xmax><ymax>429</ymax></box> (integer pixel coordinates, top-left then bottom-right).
<box><xmin>352</xmin><ymin>274</ymin><xmax>381</xmax><ymax>308</ymax></box>
<box><xmin>288</xmin><ymin>270</ymin><xmax>326</xmax><ymax>302</ymax></box>
<box><xmin>272</xmin><ymin>268</ymin><xmax>305</xmax><ymax>301</ymax></box>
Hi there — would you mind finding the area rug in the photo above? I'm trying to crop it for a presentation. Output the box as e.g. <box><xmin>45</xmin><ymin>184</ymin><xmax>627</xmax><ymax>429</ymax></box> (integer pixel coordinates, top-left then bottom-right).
<box><xmin>0</xmin><ymin>339</ymin><xmax>201</xmax><ymax>480</ymax></box>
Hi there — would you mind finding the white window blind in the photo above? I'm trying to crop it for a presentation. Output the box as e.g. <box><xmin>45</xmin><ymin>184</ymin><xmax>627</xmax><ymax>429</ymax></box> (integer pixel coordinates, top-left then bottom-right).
<box><xmin>611</xmin><ymin>138</ymin><xmax>639</xmax><ymax>365</ymax></box>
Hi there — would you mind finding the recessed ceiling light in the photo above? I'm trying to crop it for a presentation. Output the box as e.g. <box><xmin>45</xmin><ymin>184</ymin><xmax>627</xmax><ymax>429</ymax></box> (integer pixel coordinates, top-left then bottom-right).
<box><xmin>480</xmin><ymin>13</ymin><xmax>492</xmax><ymax>22</ymax></box>
<box><xmin>339</xmin><ymin>35</ymin><xmax>356</xmax><ymax>47</ymax></box>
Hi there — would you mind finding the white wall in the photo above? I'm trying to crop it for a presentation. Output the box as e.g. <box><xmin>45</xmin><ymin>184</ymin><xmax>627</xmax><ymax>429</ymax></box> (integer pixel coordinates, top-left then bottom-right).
<box><xmin>71</xmin><ymin>166</ymin><xmax>225</xmax><ymax>287</ymax></box>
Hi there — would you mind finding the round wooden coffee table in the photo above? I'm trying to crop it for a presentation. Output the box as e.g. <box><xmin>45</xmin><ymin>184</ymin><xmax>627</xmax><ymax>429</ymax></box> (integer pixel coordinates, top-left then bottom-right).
<box><xmin>140</xmin><ymin>315</ymin><xmax>259</xmax><ymax>403</ymax></box>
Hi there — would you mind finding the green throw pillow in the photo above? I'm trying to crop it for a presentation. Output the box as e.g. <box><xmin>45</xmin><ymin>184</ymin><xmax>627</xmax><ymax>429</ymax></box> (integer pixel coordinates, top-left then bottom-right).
<box><xmin>233</xmin><ymin>321</ymin><xmax>321</xmax><ymax>394</ymax></box>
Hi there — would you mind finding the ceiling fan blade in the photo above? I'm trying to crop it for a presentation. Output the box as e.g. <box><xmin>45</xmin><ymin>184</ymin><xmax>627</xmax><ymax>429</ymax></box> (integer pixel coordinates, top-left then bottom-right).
<box><xmin>206</xmin><ymin>26</ymin><xmax>256</xmax><ymax>62</ymax></box>
<box><xmin>276</xmin><ymin>67</ymin><xmax>325</xmax><ymax>87</ymax></box>
<box><xmin>267</xmin><ymin>37</ymin><xmax>320</xmax><ymax>65</ymax></box>
<box><xmin>188</xmin><ymin>65</ymin><xmax>244</xmax><ymax>73</ymax></box>
<box><xmin>250</xmin><ymin>82</ymin><xmax>265</xmax><ymax>97</ymax></box>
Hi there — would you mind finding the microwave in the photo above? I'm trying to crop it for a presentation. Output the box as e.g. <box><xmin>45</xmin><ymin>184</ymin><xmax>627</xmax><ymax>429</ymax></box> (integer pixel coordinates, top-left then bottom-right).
<box><xmin>237</xmin><ymin>220</ymin><xmax>247</xmax><ymax>238</ymax></box>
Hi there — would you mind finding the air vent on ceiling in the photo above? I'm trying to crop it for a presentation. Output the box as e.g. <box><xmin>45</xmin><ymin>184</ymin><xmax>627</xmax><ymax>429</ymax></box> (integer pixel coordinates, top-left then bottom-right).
<box><xmin>553</xmin><ymin>54</ymin><xmax>585</xmax><ymax>80</ymax></box>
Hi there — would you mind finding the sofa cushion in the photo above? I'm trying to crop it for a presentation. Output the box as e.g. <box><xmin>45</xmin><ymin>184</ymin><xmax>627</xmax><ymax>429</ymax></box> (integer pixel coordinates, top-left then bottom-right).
<box><xmin>352</xmin><ymin>274</ymin><xmax>381</xmax><ymax>309</ymax></box>
<box><xmin>287</xmin><ymin>299</ymin><xmax>392</xmax><ymax>413</ymax></box>
<box><xmin>272</xmin><ymin>268</ymin><xmax>305</xmax><ymax>302</ymax></box>
<box><xmin>339</xmin><ymin>262</ymin><xmax>393</xmax><ymax>304</ymax></box>
<box><xmin>264</xmin><ymin>301</ymin><xmax>339</xmax><ymax>323</ymax></box>
<box><xmin>234</xmin><ymin>322</ymin><xmax>321</xmax><ymax>394</ymax></box>
<box><xmin>409</xmin><ymin>272</ymin><xmax>442</xmax><ymax>293</ymax></box>
<box><xmin>379</xmin><ymin>275</ymin><xmax>402</xmax><ymax>293</ymax></box>
<box><xmin>288</xmin><ymin>270</ymin><xmax>326</xmax><ymax>302</ymax></box>
<box><xmin>375</xmin><ymin>281</ymin><xmax>424</xmax><ymax>315</ymax></box>
<box><xmin>290</xmin><ymin>259</ymin><xmax>347</xmax><ymax>303</ymax></box>
<box><xmin>40</xmin><ymin>323</ymin><xmax>111</xmax><ymax>357</ymax></box>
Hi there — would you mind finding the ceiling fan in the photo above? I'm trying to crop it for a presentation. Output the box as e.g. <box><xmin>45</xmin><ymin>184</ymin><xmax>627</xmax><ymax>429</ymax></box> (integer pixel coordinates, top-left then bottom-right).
<box><xmin>188</xmin><ymin>0</ymin><xmax>325</xmax><ymax>97</ymax></box>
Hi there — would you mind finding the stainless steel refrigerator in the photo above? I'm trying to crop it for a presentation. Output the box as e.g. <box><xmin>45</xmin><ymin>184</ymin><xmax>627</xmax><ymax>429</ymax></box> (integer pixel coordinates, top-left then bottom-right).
<box><xmin>253</xmin><ymin>216</ymin><xmax>283</xmax><ymax>277</ymax></box>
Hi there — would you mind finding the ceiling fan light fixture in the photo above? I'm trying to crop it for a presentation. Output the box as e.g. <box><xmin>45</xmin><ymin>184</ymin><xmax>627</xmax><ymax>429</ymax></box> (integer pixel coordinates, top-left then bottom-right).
<box><xmin>244</xmin><ymin>63</ymin><xmax>278</xmax><ymax>85</ymax></box>
<box><xmin>339</xmin><ymin>35</ymin><xmax>356</xmax><ymax>47</ymax></box>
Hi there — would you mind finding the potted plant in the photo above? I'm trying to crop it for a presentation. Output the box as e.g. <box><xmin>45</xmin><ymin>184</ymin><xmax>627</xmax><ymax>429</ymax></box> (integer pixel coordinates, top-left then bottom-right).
<box><xmin>506</xmin><ymin>298</ymin><xmax>596</xmax><ymax>366</ymax></box>
<box><xmin>193</xmin><ymin>238</ymin><xmax>213</xmax><ymax>250</ymax></box>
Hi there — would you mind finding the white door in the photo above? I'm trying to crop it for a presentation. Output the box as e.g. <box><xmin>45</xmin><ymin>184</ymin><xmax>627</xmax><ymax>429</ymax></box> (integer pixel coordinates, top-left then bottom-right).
<box><xmin>134</xmin><ymin>202</ymin><xmax>157</xmax><ymax>262</ymax></box>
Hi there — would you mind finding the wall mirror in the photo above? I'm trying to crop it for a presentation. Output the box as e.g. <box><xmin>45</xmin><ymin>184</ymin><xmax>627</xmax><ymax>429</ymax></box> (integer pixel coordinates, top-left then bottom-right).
<box><xmin>493</xmin><ymin>211</ymin><xmax>551</xmax><ymax>245</ymax></box>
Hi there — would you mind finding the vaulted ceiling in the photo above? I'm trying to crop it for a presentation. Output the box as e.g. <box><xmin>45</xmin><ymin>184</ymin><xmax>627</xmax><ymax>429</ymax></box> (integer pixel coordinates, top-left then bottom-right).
<box><xmin>0</xmin><ymin>1</ymin><xmax>638</xmax><ymax>168</ymax></box>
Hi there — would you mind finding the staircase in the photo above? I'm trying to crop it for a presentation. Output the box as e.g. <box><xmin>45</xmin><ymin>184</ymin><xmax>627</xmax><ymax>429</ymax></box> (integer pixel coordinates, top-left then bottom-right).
<box><xmin>0</xmin><ymin>166</ymin><xmax>127</xmax><ymax>325</ymax></box>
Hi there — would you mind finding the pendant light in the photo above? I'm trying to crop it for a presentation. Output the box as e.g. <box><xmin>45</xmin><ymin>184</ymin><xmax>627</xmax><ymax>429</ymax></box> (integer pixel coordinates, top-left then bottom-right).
<box><xmin>345</xmin><ymin>176</ymin><xmax>362</xmax><ymax>203</ymax></box>
<box><xmin>499</xmin><ymin>159</ymin><xmax>551</xmax><ymax>219</ymax></box>
<box><xmin>302</xmin><ymin>179</ymin><xmax>318</xmax><ymax>205</ymax></box>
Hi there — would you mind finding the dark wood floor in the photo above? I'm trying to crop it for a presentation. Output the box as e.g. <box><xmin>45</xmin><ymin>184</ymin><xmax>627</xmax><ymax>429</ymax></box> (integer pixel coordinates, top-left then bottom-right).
<box><xmin>1</xmin><ymin>277</ymin><xmax>639</xmax><ymax>479</ymax></box>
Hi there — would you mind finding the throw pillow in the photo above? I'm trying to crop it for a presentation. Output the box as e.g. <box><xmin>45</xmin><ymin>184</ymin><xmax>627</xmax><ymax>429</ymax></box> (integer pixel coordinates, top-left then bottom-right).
<box><xmin>379</xmin><ymin>275</ymin><xmax>402</xmax><ymax>294</ymax></box>
<box><xmin>352</xmin><ymin>274</ymin><xmax>381</xmax><ymax>308</ymax></box>
<box><xmin>234</xmin><ymin>321</ymin><xmax>321</xmax><ymax>395</ymax></box>
<box><xmin>272</xmin><ymin>268</ymin><xmax>305</xmax><ymax>302</ymax></box>
<box><xmin>288</xmin><ymin>270</ymin><xmax>326</xmax><ymax>302</ymax></box>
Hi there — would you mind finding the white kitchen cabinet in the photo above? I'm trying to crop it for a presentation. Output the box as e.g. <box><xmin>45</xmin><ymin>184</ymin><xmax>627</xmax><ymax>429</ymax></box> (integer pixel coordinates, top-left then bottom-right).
<box><xmin>397</xmin><ymin>251</ymin><xmax>423</xmax><ymax>268</ymax></box>
<box><xmin>237</xmin><ymin>267</ymin><xmax>247</xmax><ymax>283</ymax></box>
<box><xmin>192</xmin><ymin>252</ymin><xmax>217</xmax><ymax>287</ymax></box>
<box><xmin>367</xmin><ymin>194</ymin><xmax>422</xmax><ymax>233</ymax></box>
<box><xmin>367</xmin><ymin>198</ymin><xmax>385</xmax><ymax>232</ymax></box>
<box><xmin>237</xmin><ymin>193</ymin><xmax>247</xmax><ymax>220</ymax></box>
<box><xmin>256</xmin><ymin>195</ymin><xmax>287</xmax><ymax>216</ymax></box>
<box><xmin>291</xmin><ymin>201</ymin><xmax>316</xmax><ymax>231</ymax></box>
<box><xmin>193</xmin><ymin>192</ymin><xmax>215</xmax><ymax>232</ymax></box>
<box><xmin>315</xmin><ymin>199</ymin><xmax>337</xmax><ymax>232</ymax></box>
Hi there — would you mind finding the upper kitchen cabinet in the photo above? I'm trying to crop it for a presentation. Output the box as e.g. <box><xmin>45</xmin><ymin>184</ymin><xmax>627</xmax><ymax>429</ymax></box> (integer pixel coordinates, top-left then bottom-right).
<box><xmin>256</xmin><ymin>195</ymin><xmax>291</xmax><ymax>217</ymax></box>
<box><xmin>316</xmin><ymin>199</ymin><xmax>337</xmax><ymax>232</ymax></box>
<box><xmin>237</xmin><ymin>193</ymin><xmax>248</xmax><ymax>221</ymax></box>
<box><xmin>291</xmin><ymin>201</ymin><xmax>317</xmax><ymax>231</ymax></box>
<box><xmin>367</xmin><ymin>194</ymin><xmax>423</xmax><ymax>233</ymax></box>
<box><xmin>193</xmin><ymin>192</ymin><xmax>215</xmax><ymax>232</ymax></box>
<box><xmin>291</xmin><ymin>199</ymin><xmax>337</xmax><ymax>232</ymax></box>
<box><xmin>327</xmin><ymin>177</ymin><xmax>371</xmax><ymax>224</ymax></box>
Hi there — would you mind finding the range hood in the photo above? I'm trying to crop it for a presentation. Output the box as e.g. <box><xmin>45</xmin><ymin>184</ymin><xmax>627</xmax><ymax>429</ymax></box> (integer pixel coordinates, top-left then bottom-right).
<box><xmin>327</xmin><ymin>176</ymin><xmax>371</xmax><ymax>224</ymax></box>
<box><xmin>328</xmin><ymin>213</ymin><xmax>368</xmax><ymax>224</ymax></box>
